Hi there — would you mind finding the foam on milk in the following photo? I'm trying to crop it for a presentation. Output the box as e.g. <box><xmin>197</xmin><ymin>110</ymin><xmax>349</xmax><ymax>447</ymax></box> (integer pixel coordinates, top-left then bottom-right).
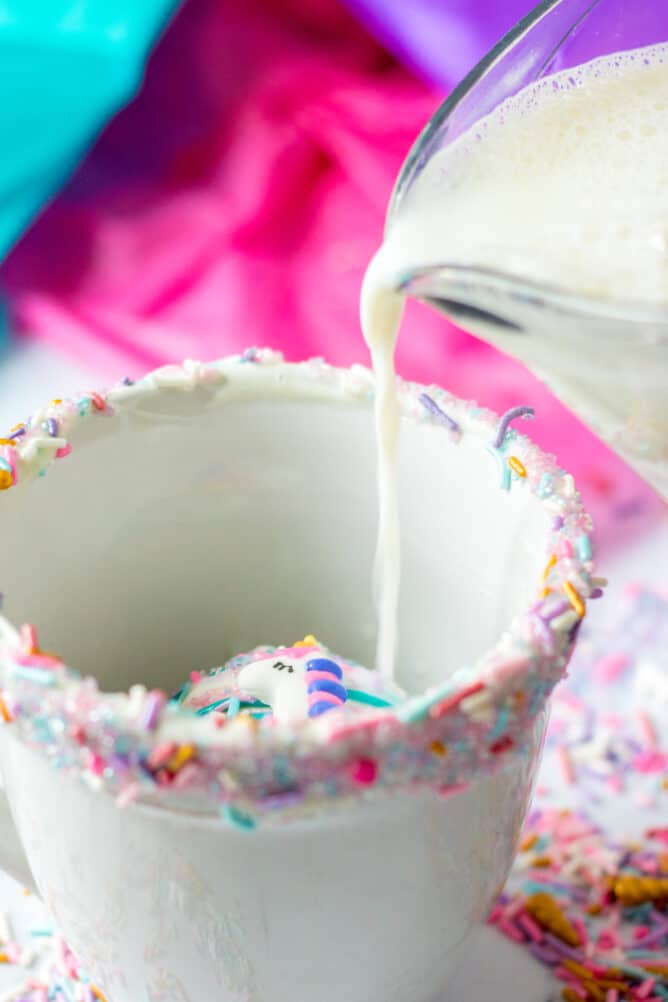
<box><xmin>363</xmin><ymin>44</ymin><xmax>668</xmax><ymax>681</ymax></box>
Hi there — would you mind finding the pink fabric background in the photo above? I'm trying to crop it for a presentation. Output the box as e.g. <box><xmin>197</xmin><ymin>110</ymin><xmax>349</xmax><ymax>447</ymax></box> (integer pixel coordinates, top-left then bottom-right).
<box><xmin>0</xmin><ymin>0</ymin><xmax>661</xmax><ymax>548</ymax></box>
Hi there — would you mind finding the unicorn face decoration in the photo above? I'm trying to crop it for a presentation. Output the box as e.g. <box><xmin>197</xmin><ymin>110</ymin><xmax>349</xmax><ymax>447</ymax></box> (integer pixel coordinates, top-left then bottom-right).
<box><xmin>237</xmin><ymin>646</ymin><xmax>348</xmax><ymax>725</ymax></box>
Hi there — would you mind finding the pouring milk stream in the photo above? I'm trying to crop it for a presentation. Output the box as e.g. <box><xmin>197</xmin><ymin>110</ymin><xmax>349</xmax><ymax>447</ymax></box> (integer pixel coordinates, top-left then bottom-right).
<box><xmin>363</xmin><ymin>44</ymin><xmax>668</xmax><ymax>680</ymax></box>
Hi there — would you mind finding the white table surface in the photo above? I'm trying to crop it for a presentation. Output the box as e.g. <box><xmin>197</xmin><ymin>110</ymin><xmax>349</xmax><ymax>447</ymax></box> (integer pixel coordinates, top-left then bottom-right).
<box><xmin>0</xmin><ymin>338</ymin><xmax>665</xmax><ymax>1002</ymax></box>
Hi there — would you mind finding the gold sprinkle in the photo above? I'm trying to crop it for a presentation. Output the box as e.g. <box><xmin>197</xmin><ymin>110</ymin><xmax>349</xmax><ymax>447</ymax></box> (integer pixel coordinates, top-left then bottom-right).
<box><xmin>0</xmin><ymin>470</ymin><xmax>13</xmax><ymax>491</ymax></box>
<box><xmin>561</xmin><ymin>988</ymin><xmax>583</xmax><ymax>1002</ymax></box>
<box><xmin>50</xmin><ymin>398</ymin><xmax>62</xmax><ymax>405</ymax></box>
<box><xmin>166</xmin><ymin>744</ymin><xmax>195</xmax><ymax>772</ymax></box>
<box><xmin>540</xmin><ymin>586</ymin><xmax>551</xmax><ymax>599</ymax></box>
<box><xmin>507</xmin><ymin>455</ymin><xmax>527</xmax><ymax>477</ymax></box>
<box><xmin>0</xmin><ymin>696</ymin><xmax>12</xmax><ymax>723</ymax></box>
<box><xmin>520</xmin><ymin>833</ymin><xmax>539</xmax><ymax>852</ymax></box>
<box><xmin>611</xmin><ymin>874</ymin><xmax>668</xmax><ymax>906</ymax></box>
<box><xmin>531</xmin><ymin>855</ymin><xmax>552</xmax><ymax>868</ymax></box>
<box><xmin>659</xmin><ymin>853</ymin><xmax>668</xmax><ymax>872</ymax></box>
<box><xmin>563</xmin><ymin>581</ymin><xmax>586</xmax><ymax>618</ymax></box>
<box><xmin>294</xmin><ymin>634</ymin><xmax>317</xmax><ymax>647</ymax></box>
<box><xmin>525</xmin><ymin>892</ymin><xmax>581</xmax><ymax>946</ymax></box>
<box><xmin>585</xmin><ymin>903</ymin><xmax>603</xmax><ymax>916</ymax></box>
<box><xmin>0</xmin><ymin>438</ymin><xmax>14</xmax><ymax>446</ymax></box>
<box><xmin>92</xmin><ymin>987</ymin><xmax>108</xmax><ymax>1002</ymax></box>
<box><xmin>430</xmin><ymin>740</ymin><xmax>447</xmax><ymax>757</ymax></box>
<box><xmin>542</xmin><ymin>554</ymin><xmax>557</xmax><ymax>580</ymax></box>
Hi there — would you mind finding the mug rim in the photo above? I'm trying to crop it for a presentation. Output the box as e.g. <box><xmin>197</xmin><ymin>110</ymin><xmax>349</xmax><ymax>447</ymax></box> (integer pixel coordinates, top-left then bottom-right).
<box><xmin>0</xmin><ymin>350</ymin><xmax>596</xmax><ymax>821</ymax></box>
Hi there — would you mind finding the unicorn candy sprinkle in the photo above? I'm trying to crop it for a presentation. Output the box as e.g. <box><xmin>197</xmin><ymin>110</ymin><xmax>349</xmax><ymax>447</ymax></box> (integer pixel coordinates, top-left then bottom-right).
<box><xmin>176</xmin><ymin>636</ymin><xmax>401</xmax><ymax>725</ymax></box>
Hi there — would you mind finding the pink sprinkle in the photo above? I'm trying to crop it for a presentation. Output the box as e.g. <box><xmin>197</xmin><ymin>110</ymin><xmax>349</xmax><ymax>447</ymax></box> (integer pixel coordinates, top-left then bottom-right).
<box><xmin>146</xmin><ymin>742</ymin><xmax>177</xmax><ymax>770</ymax></box>
<box><xmin>88</xmin><ymin>753</ymin><xmax>106</xmax><ymax>776</ymax></box>
<box><xmin>634</xmin><ymin>925</ymin><xmax>651</xmax><ymax>941</ymax></box>
<box><xmin>14</xmin><ymin>652</ymin><xmax>62</xmax><ymax>670</ymax></box>
<box><xmin>597</xmin><ymin>929</ymin><xmax>620</xmax><ymax>950</ymax></box>
<box><xmin>557</xmin><ymin>539</ymin><xmax>574</xmax><ymax>558</ymax></box>
<box><xmin>606</xmin><ymin>775</ymin><xmax>623</xmax><ymax>794</ymax></box>
<box><xmin>637</xmin><ymin>711</ymin><xmax>658</xmax><ymax>750</ymax></box>
<box><xmin>498</xmin><ymin>918</ymin><xmax>525</xmax><ymax>943</ymax></box>
<box><xmin>517</xmin><ymin>911</ymin><xmax>544</xmax><ymax>943</ymax></box>
<box><xmin>116</xmin><ymin>784</ymin><xmax>139</xmax><ymax>808</ymax></box>
<box><xmin>436</xmin><ymin>782</ymin><xmax>469</xmax><ymax>798</ymax></box>
<box><xmin>90</xmin><ymin>392</ymin><xmax>106</xmax><ymax>411</ymax></box>
<box><xmin>20</xmin><ymin>623</ymin><xmax>38</xmax><ymax>653</ymax></box>
<box><xmin>636</xmin><ymin>979</ymin><xmax>656</xmax><ymax>1000</ymax></box>
<box><xmin>55</xmin><ymin>443</ymin><xmax>72</xmax><ymax>459</ymax></box>
<box><xmin>593</xmin><ymin>653</ymin><xmax>629</xmax><ymax>683</ymax></box>
<box><xmin>606</xmin><ymin>991</ymin><xmax>619</xmax><ymax>1002</ymax></box>
<box><xmin>190</xmin><ymin>671</ymin><xmax>202</xmax><ymax>684</ymax></box>
<box><xmin>556</xmin><ymin>746</ymin><xmax>575</xmax><ymax>785</ymax></box>
<box><xmin>488</xmin><ymin>903</ymin><xmax>503</xmax><ymax>924</ymax></box>
<box><xmin>572</xmin><ymin>918</ymin><xmax>589</xmax><ymax>945</ymax></box>
<box><xmin>350</xmin><ymin>758</ymin><xmax>378</xmax><ymax>785</ymax></box>
<box><xmin>633</xmin><ymin>751</ymin><xmax>668</xmax><ymax>773</ymax></box>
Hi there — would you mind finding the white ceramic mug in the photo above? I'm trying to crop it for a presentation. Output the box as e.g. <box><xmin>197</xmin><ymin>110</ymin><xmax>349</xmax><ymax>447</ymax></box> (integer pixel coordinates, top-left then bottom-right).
<box><xmin>0</xmin><ymin>357</ymin><xmax>567</xmax><ymax>1002</ymax></box>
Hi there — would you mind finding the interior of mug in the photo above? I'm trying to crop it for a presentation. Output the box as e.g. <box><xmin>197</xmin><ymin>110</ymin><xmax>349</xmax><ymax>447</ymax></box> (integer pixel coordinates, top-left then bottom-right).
<box><xmin>0</xmin><ymin>384</ymin><xmax>551</xmax><ymax>695</ymax></box>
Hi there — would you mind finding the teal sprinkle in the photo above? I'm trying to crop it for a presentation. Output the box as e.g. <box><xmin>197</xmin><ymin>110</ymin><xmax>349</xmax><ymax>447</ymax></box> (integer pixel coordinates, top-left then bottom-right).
<box><xmin>11</xmin><ymin>664</ymin><xmax>55</xmax><ymax>686</ymax></box>
<box><xmin>618</xmin><ymin>962</ymin><xmax>663</xmax><ymax>982</ymax></box>
<box><xmin>222</xmin><ymin>805</ymin><xmax>256</xmax><ymax>830</ymax></box>
<box><xmin>488</xmin><ymin>707</ymin><xmax>510</xmax><ymax>742</ymax></box>
<box><xmin>538</xmin><ymin>472</ymin><xmax>553</xmax><ymax>498</ymax></box>
<box><xmin>346</xmin><ymin>688</ymin><xmax>395</xmax><ymax>708</ymax></box>
<box><xmin>196</xmin><ymin>699</ymin><xmax>228</xmax><ymax>716</ymax></box>
<box><xmin>576</xmin><ymin>534</ymin><xmax>592</xmax><ymax>560</ymax></box>
<box><xmin>627</xmin><ymin>948</ymin><xmax>667</xmax><ymax>958</ymax></box>
<box><xmin>30</xmin><ymin>928</ymin><xmax>53</xmax><ymax>937</ymax></box>
<box><xmin>38</xmin><ymin>469</ymin><xmax>46</xmax><ymax>477</ymax></box>
<box><xmin>227</xmin><ymin>696</ymin><xmax>241</xmax><ymax>718</ymax></box>
<box><xmin>485</xmin><ymin>443</ymin><xmax>511</xmax><ymax>491</ymax></box>
<box><xmin>522</xmin><ymin>880</ymin><xmax>569</xmax><ymax>898</ymax></box>
<box><xmin>0</xmin><ymin>457</ymin><xmax>11</xmax><ymax>473</ymax></box>
<box><xmin>396</xmin><ymin>678</ymin><xmax>456</xmax><ymax>724</ymax></box>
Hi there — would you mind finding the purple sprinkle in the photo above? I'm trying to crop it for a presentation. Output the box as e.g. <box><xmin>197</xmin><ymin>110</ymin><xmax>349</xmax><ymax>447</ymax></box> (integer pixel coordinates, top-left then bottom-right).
<box><xmin>493</xmin><ymin>405</ymin><xmax>535</xmax><ymax>449</ymax></box>
<box><xmin>419</xmin><ymin>393</ymin><xmax>459</xmax><ymax>433</ymax></box>
<box><xmin>8</xmin><ymin>427</ymin><xmax>25</xmax><ymax>439</ymax></box>
<box><xmin>629</xmin><ymin>924</ymin><xmax>668</xmax><ymax>948</ymax></box>
<box><xmin>542</xmin><ymin>933</ymin><xmax>584</xmax><ymax>961</ymax></box>
<box><xmin>528</xmin><ymin>941</ymin><xmax>560</xmax><ymax>965</ymax></box>
<box><xmin>552</xmin><ymin>516</ymin><xmax>565</xmax><ymax>530</ymax></box>
<box><xmin>122</xmin><ymin>376</ymin><xmax>134</xmax><ymax>385</ymax></box>
<box><xmin>241</xmin><ymin>347</ymin><xmax>260</xmax><ymax>363</ymax></box>
<box><xmin>589</xmin><ymin>588</ymin><xmax>604</xmax><ymax>599</ymax></box>
<box><xmin>543</xmin><ymin>600</ymin><xmax>571</xmax><ymax>622</ymax></box>
<box><xmin>140</xmin><ymin>691</ymin><xmax>165</xmax><ymax>730</ymax></box>
<box><xmin>45</xmin><ymin>417</ymin><xmax>59</xmax><ymax>437</ymax></box>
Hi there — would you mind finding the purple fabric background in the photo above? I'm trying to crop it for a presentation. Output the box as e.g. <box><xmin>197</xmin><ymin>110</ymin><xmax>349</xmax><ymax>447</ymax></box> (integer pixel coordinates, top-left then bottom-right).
<box><xmin>341</xmin><ymin>0</ymin><xmax>536</xmax><ymax>88</ymax></box>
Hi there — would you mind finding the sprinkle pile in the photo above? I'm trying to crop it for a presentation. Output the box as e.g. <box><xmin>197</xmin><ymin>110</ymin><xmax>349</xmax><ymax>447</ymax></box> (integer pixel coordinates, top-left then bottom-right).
<box><xmin>0</xmin><ymin>914</ymin><xmax>105</xmax><ymax>1002</ymax></box>
<box><xmin>542</xmin><ymin>585</ymin><xmax>667</xmax><ymax>810</ymax></box>
<box><xmin>490</xmin><ymin>810</ymin><xmax>668</xmax><ymax>1002</ymax></box>
<box><xmin>0</xmin><ymin>352</ymin><xmax>598</xmax><ymax>824</ymax></box>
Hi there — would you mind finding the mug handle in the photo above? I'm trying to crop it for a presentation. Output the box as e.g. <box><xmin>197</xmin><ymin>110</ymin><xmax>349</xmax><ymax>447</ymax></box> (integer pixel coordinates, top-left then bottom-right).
<box><xmin>0</xmin><ymin>616</ymin><xmax>36</xmax><ymax>889</ymax></box>
<box><xmin>0</xmin><ymin>779</ymin><xmax>34</xmax><ymax>890</ymax></box>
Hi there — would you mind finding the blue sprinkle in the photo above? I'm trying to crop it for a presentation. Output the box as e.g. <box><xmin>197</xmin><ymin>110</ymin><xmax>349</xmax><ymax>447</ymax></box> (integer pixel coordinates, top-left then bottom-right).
<box><xmin>485</xmin><ymin>444</ymin><xmax>511</xmax><ymax>491</ymax></box>
<box><xmin>493</xmin><ymin>405</ymin><xmax>534</xmax><ymax>449</ymax></box>
<box><xmin>11</xmin><ymin>665</ymin><xmax>55</xmax><ymax>686</ymax></box>
<box><xmin>222</xmin><ymin>805</ymin><xmax>256</xmax><ymax>830</ymax></box>
<box><xmin>307</xmin><ymin>679</ymin><xmax>347</xmax><ymax>700</ymax></box>
<box><xmin>576</xmin><ymin>534</ymin><xmax>592</xmax><ymax>560</ymax></box>
<box><xmin>488</xmin><ymin>707</ymin><xmax>510</xmax><ymax>742</ymax></box>
<box><xmin>538</xmin><ymin>473</ymin><xmax>553</xmax><ymax>498</ymax></box>
<box><xmin>305</xmin><ymin>657</ymin><xmax>342</xmax><ymax>679</ymax></box>
<box><xmin>308</xmin><ymin>700</ymin><xmax>339</xmax><ymax>718</ymax></box>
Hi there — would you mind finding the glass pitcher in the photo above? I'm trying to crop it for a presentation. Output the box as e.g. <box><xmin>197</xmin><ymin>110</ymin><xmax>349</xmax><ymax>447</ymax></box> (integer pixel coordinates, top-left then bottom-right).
<box><xmin>385</xmin><ymin>0</ymin><xmax>668</xmax><ymax>498</ymax></box>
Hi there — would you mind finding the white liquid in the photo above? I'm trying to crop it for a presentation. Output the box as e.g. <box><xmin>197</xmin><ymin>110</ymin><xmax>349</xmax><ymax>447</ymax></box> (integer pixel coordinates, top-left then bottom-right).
<box><xmin>363</xmin><ymin>44</ymin><xmax>668</xmax><ymax>681</ymax></box>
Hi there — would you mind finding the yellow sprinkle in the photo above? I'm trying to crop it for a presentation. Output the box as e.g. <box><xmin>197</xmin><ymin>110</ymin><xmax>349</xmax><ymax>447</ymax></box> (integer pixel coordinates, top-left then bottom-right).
<box><xmin>92</xmin><ymin>987</ymin><xmax>108</xmax><ymax>1001</ymax></box>
<box><xmin>0</xmin><ymin>438</ymin><xmax>14</xmax><ymax>446</ymax></box>
<box><xmin>51</xmin><ymin>398</ymin><xmax>62</xmax><ymax>405</ymax></box>
<box><xmin>507</xmin><ymin>455</ymin><xmax>527</xmax><ymax>477</ymax></box>
<box><xmin>294</xmin><ymin>634</ymin><xmax>317</xmax><ymax>647</ymax></box>
<box><xmin>0</xmin><ymin>696</ymin><xmax>12</xmax><ymax>723</ymax></box>
<box><xmin>662</xmin><ymin>776</ymin><xmax>668</xmax><ymax>790</ymax></box>
<box><xmin>430</xmin><ymin>740</ymin><xmax>447</xmax><ymax>757</ymax></box>
<box><xmin>563</xmin><ymin>581</ymin><xmax>586</xmax><ymax>618</ymax></box>
<box><xmin>542</xmin><ymin>554</ymin><xmax>557</xmax><ymax>580</ymax></box>
<box><xmin>521</xmin><ymin>833</ymin><xmax>539</xmax><ymax>853</ymax></box>
<box><xmin>166</xmin><ymin>744</ymin><xmax>195</xmax><ymax>772</ymax></box>
<box><xmin>0</xmin><ymin>953</ymin><xmax>8</xmax><ymax>963</ymax></box>
<box><xmin>0</xmin><ymin>470</ymin><xmax>13</xmax><ymax>491</ymax></box>
<box><xmin>540</xmin><ymin>587</ymin><xmax>551</xmax><ymax>599</ymax></box>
